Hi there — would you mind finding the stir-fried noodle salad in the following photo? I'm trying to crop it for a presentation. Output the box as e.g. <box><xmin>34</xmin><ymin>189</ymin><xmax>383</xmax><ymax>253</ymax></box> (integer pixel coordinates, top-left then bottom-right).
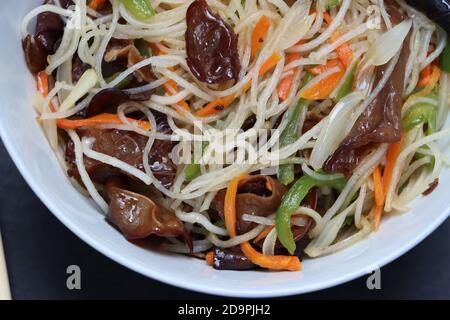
<box><xmin>20</xmin><ymin>0</ymin><xmax>450</xmax><ymax>271</ymax></box>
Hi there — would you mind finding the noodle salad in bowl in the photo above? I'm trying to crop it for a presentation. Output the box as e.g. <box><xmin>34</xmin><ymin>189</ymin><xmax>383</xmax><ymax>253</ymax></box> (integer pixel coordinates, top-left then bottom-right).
<box><xmin>19</xmin><ymin>0</ymin><xmax>450</xmax><ymax>272</ymax></box>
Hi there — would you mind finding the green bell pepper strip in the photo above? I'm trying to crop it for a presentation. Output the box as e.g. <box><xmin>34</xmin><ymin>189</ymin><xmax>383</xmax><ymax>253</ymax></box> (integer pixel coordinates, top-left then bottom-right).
<box><xmin>402</xmin><ymin>103</ymin><xmax>436</xmax><ymax>136</ymax></box>
<box><xmin>184</xmin><ymin>141</ymin><xmax>209</xmax><ymax>181</ymax></box>
<box><xmin>277</xmin><ymin>99</ymin><xmax>310</xmax><ymax>185</ymax></box>
<box><xmin>105</xmin><ymin>72</ymin><xmax>131</xmax><ymax>90</ymax></box>
<box><xmin>440</xmin><ymin>33</ymin><xmax>450</xmax><ymax>73</ymax></box>
<box><xmin>325</xmin><ymin>0</ymin><xmax>341</xmax><ymax>10</ymax></box>
<box><xmin>214</xmin><ymin>220</ymin><xmax>226</xmax><ymax>228</ymax></box>
<box><xmin>121</xmin><ymin>0</ymin><xmax>155</xmax><ymax>21</ymax></box>
<box><xmin>414</xmin><ymin>148</ymin><xmax>436</xmax><ymax>169</ymax></box>
<box><xmin>335</xmin><ymin>64</ymin><xmax>356</xmax><ymax>102</ymax></box>
<box><xmin>134</xmin><ymin>38</ymin><xmax>152</xmax><ymax>57</ymax></box>
<box><xmin>403</xmin><ymin>91</ymin><xmax>438</xmax><ymax>168</ymax></box>
<box><xmin>277</xmin><ymin>74</ymin><xmax>314</xmax><ymax>185</ymax></box>
<box><xmin>184</xmin><ymin>162</ymin><xmax>201</xmax><ymax>182</ymax></box>
<box><xmin>276</xmin><ymin>172</ymin><xmax>347</xmax><ymax>254</ymax></box>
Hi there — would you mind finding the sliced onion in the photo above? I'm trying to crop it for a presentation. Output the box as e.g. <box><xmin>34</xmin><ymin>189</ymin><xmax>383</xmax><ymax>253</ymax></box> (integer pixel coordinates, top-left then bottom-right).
<box><xmin>56</xmin><ymin>59</ymin><xmax>72</xmax><ymax>102</ymax></box>
<box><xmin>278</xmin><ymin>14</ymin><xmax>315</xmax><ymax>51</ymax></box>
<box><xmin>59</xmin><ymin>69</ymin><xmax>98</xmax><ymax>112</ymax></box>
<box><xmin>368</xmin><ymin>19</ymin><xmax>412</xmax><ymax>66</ymax></box>
<box><xmin>262</xmin><ymin>228</ymin><xmax>277</xmax><ymax>256</ymax></box>
<box><xmin>309</xmin><ymin>92</ymin><xmax>364</xmax><ymax>169</ymax></box>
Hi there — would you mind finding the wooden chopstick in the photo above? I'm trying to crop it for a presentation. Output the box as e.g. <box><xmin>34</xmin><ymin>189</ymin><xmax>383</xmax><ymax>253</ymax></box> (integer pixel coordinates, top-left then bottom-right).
<box><xmin>0</xmin><ymin>231</ymin><xmax>11</xmax><ymax>300</ymax></box>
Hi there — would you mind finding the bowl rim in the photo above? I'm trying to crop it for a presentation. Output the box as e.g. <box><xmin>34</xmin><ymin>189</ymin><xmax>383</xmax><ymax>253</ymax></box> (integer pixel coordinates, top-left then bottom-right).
<box><xmin>1</xmin><ymin>122</ymin><xmax>449</xmax><ymax>297</ymax></box>
<box><xmin>0</xmin><ymin>0</ymin><xmax>450</xmax><ymax>298</ymax></box>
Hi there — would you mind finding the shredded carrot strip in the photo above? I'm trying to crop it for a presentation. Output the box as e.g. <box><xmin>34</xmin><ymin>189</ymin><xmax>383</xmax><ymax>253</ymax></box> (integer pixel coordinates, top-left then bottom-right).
<box><xmin>308</xmin><ymin>59</ymin><xmax>342</xmax><ymax>76</ymax></box>
<box><xmin>373</xmin><ymin>165</ymin><xmax>384</xmax><ymax>207</ymax></box>
<box><xmin>406</xmin><ymin>65</ymin><xmax>441</xmax><ymax>106</ymax></box>
<box><xmin>89</xmin><ymin>0</ymin><xmax>107</xmax><ymax>10</ymax></box>
<box><xmin>374</xmin><ymin>136</ymin><xmax>404</xmax><ymax>230</ymax></box>
<box><xmin>57</xmin><ymin>113</ymin><xmax>151</xmax><ymax>130</ymax></box>
<box><xmin>323</xmin><ymin>11</ymin><xmax>333</xmax><ymax>25</ymax></box>
<box><xmin>251</xmin><ymin>16</ymin><xmax>270</xmax><ymax>60</ymax></box>
<box><xmin>418</xmin><ymin>65</ymin><xmax>441</xmax><ymax>96</ymax></box>
<box><xmin>195</xmin><ymin>53</ymin><xmax>282</xmax><ymax>117</ymax></box>
<box><xmin>302</xmin><ymin>12</ymin><xmax>353</xmax><ymax>100</ymax></box>
<box><xmin>205</xmin><ymin>251</ymin><xmax>215</xmax><ymax>266</ymax></box>
<box><xmin>37</xmin><ymin>71</ymin><xmax>56</xmax><ymax>112</ymax></box>
<box><xmin>382</xmin><ymin>138</ymin><xmax>403</xmax><ymax>197</ymax></box>
<box><xmin>301</xmin><ymin>62</ymin><xmax>345</xmax><ymax>100</ymax></box>
<box><xmin>37</xmin><ymin>71</ymin><xmax>49</xmax><ymax>95</ymax></box>
<box><xmin>148</xmin><ymin>43</ymin><xmax>163</xmax><ymax>55</ymax></box>
<box><xmin>372</xmin><ymin>205</ymin><xmax>383</xmax><ymax>231</ymax></box>
<box><xmin>258</xmin><ymin>53</ymin><xmax>283</xmax><ymax>76</ymax></box>
<box><xmin>277</xmin><ymin>52</ymin><xmax>301</xmax><ymax>101</ymax></box>
<box><xmin>323</xmin><ymin>12</ymin><xmax>353</xmax><ymax>67</ymax></box>
<box><xmin>240</xmin><ymin>242</ymin><xmax>301</xmax><ymax>271</ymax></box>
<box><xmin>417</xmin><ymin>64</ymin><xmax>432</xmax><ymax>88</ymax></box>
<box><xmin>332</xmin><ymin>35</ymin><xmax>353</xmax><ymax>67</ymax></box>
<box><xmin>150</xmin><ymin>42</ymin><xmax>191</xmax><ymax>112</ymax></box>
<box><xmin>253</xmin><ymin>226</ymin><xmax>274</xmax><ymax>243</ymax></box>
<box><xmin>296</xmin><ymin>12</ymin><xmax>352</xmax><ymax>101</ymax></box>
<box><xmin>224</xmin><ymin>174</ymin><xmax>249</xmax><ymax>237</ymax></box>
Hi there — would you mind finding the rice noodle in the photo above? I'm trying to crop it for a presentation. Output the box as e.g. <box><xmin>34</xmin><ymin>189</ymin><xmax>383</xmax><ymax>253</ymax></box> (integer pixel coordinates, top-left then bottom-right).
<box><xmin>67</xmin><ymin>130</ymin><xmax>108</xmax><ymax>213</ymax></box>
<box><xmin>175</xmin><ymin>210</ymin><xmax>228</xmax><ymax>236</ymax></box>
<box><xmin>207</xmin><ymin>225</ymin><xmax>266</xmax><ymax>248</ymax></box>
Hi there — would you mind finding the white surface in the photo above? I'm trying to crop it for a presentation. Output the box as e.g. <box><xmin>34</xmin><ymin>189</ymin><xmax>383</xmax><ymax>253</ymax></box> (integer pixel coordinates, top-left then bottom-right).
<box><xmin>0</xmin><ymin>0</ymin><xmax>449</xmax><ymax>298</ymax></box>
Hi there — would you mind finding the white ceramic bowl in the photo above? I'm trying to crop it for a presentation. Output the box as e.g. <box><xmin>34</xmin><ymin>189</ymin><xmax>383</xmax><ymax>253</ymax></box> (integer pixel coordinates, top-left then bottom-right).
<box><xmin>1</xmin><ymin>0</ymin><xmax>449</xmax><ymax>298</ymax></box>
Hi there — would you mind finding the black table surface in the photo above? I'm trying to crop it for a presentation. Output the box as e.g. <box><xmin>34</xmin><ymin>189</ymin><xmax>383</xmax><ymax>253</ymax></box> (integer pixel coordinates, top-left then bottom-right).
<box><xmin>0</xmin><ymin>142</ymin><xmax>449</xmax><ymax>300</ymax></box>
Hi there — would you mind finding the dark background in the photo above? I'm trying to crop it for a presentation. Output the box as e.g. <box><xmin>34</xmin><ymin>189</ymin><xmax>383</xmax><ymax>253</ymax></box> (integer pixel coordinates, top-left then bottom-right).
<box><xmin>0</xmin><ymin>142</ymin><xmax>449</xmax><ymax>300</ymax></box>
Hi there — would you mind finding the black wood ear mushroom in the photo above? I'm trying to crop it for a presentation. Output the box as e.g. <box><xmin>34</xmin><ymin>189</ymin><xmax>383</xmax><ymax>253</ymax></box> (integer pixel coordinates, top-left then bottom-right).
<box><xmin>406</xmin><ymin>0</ymin><xmax>450</xmax><ymax>33</ymax></box>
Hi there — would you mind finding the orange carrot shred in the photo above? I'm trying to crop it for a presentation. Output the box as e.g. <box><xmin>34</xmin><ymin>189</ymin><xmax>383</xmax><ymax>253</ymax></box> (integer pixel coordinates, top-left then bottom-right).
<box><xmin>417</xmin><ymin>64</ymin><xmax>432</xmax><ymax>88</ymax></box>
<box><xmin>206</xmin><ymin>251</ymin><xmax>215</xmax><ymax>266</ymax></box>
<box><xmin>382</xmin><ymin>138</ymin><xmax>403</xmax><ymax>197</ymax></box>
<box><xmin>253</xmin><ymin>226</ymin><xmax>274</xmax><ymax>243</ymax></box>
<box><xmin>323</xmin><ymin>12</ymin><xmax>353</xmax><ymax>67</ymax></box>
<box><xmin>333</xmin><ymin>38</ymin><xmax>353</xmax><ymax>67</ymax></box>
<box><xmin>253</xmin><ymin>53</ymin><xmax>283</xmax><ymax>77</ymax></box>
<box><xmin>299</xmin><ymin>11</ymin><xmax>353</xmax><ymax>101</ymax></box>
<box><xmin>373</xmin><ymin>165</ymin><xmax>384</xmax><ymax>207</ymax></box>
<box><xmin>37</xmin><ymin>71</ymin><xmax>49</xmax><ymax>96</ymax></box>
<box><xmin>89</xmin><ymin>0</ymin><xmax>107</xmax><ymax>10</ymax></box>
<box><xmin>308</xmin><ymin>59</ymin><xmax>342</xmax><ymax>76</ymax></box>
<box><xmin>37</xmin><ymin>71</ymin><xmax>56</xmax><ymax>112</ymax></box>
<box><xmin>301</xmin><ymin>62</ymin><xmax>345</xmax><ymax>100</ymax></box>
<box><xmin>375</xmin><ymin>136</ymin><xmax>404</xmax><ymax>230</ymax></box>
<box><xmin>372</xmin><ymin>205</ymin><xmax>383</xmax><ymax>230</ymax></box>
<box><xmin>251</xmin><ymin>16</ymin><xmax>270</xmax><ymax>61</ymax></box>
<box><xmin>56</xmin><ymin>113</ymin><xmax>151</xmax><ymax>131</ymax></box>
<box><xmin>323</xmin><ymin>12</ymin><xmax>333</xmax><ymax>25</ymax></box>
<box><xmin>277</xmin><ymin>52</ymin><xmax>301</xmax><ymax>101</ymax></box>
<box><xmin>224</xmin><ymin>174</ymin><xmax>249</xmax><ymax>237</ymax></box>
<box><xmin>240</xmin><ymin>242</ymin><xmax>301</xmax><ymax>271</ymax></box>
